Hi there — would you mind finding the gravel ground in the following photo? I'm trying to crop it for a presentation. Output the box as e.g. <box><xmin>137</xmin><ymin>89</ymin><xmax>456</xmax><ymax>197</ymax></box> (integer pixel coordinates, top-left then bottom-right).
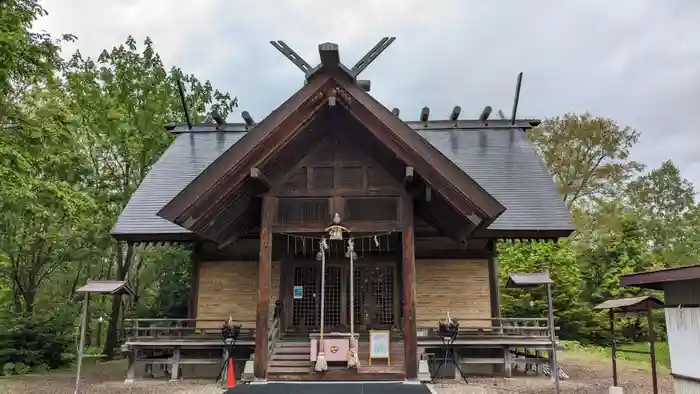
<box><xmin>0</xmin><ymin>352</ymin><xmax>672</xmax><ymax>394</ymax></box>
<box><xmin>431</xmin><ymin>352</ymin><xmax>673</xmax><ymax>394</ymax></box>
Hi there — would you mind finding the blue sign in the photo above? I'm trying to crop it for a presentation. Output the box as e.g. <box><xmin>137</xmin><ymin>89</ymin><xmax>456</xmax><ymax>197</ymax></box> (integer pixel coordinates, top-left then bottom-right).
<box><xmin>293</xmin><ymin>286</ymin><xmax>303</xmax><ymax>299</ymax></box>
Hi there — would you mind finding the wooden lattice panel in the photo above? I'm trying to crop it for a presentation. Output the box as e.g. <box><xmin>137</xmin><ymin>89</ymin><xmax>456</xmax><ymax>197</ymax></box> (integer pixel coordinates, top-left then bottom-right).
<box><xmin>353</xmin><ymin>264</ymin><xmax>395</xmax><ymax>329</ymax></box>
<box><xmin>277</xmin><ymin>198</ymin><xmax>329</xmax><ymax>224</ymax></box>
<box><xmin>324</xmin><ymin>266</ymin><xmax>342</xmax><ymax>328</ymax></box>
<box><xmin>344</xmin><ymin>197</ymin><xmax>398</xmax><ymax>222</ymax></box>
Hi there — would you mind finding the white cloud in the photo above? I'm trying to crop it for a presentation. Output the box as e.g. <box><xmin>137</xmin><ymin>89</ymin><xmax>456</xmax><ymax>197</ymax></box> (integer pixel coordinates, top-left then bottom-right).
<box><xmin>33</xmin><ymin>0</ymin><xmax>700</xmax><ymax>191</ymax></box>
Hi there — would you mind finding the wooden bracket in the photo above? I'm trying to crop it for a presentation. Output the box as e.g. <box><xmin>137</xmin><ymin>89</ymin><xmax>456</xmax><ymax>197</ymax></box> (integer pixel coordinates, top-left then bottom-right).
<box><xmin>250</xmin><ymin>168</ymin><xmax>271</xmax><ymax>190</ymax></box>
<box><xmin>404</xmin><ymin>166</ymin><xmax>414</xmax><ymax>184</ymax></box>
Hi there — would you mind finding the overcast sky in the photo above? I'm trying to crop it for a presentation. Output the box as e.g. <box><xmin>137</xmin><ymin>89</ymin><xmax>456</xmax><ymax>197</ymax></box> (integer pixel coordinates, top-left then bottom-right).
<box><xmin>34</xmin><ymin>0</ymin><xmax>700</xmax><ymax>191</ymax></box>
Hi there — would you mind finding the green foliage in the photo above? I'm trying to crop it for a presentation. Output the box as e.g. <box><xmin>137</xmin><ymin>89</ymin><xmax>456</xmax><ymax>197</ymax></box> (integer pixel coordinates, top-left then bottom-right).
<box><xmin>0</xmin><ymin>1</ymin><xmax>698</xmax><ymax>375</ymax></box>
<box><xmin>499</xmin><ymin>240</ymin><xmax>607</xmax><ymax>344</ymax></box>
<box><xmin>0</xmin><ymin>312</ymin><xmax>75</xmax><ymax>375</ymax></box>
<box><xmin>530</xmin><ymin>113</ymin><xmax>643</xmax><ymax>208</ymax></box>
<box><xmin>131</xmin><ymin>246</ymin><xmax>192</xmax><ymax>319</ymax></box>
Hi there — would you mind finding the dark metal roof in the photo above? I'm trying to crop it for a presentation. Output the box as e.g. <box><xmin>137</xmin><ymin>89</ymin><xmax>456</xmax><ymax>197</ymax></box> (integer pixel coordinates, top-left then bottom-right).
<box><xmin>414</xmin><ymin>127</ymin><xmax>573</xmax><ymax>233</ymax></box>
<box><xmin>110</xmin><ymin>132</ymin><xmax>246</xmax><ymax>240</ymax></box>
<box><xmin>506</xmin><ymin>272</ymin><xmax>553</xmax><ymax>288</ymax></box>
<box><xmin>165</xmin><ymin>119</ymin><xmax>542</xmax><ymax>134</ymax></box>
<box><xmin>594</xmin><ymin>295</ymin><xmax>664</xmax><ymax>313</ymax></box>
<box><xmin>112</xmin><ymin>120</ymin><xmax>574</xmax><ymax>240</ymax></box>
<box><xmin>620</xmin><ymin>264</ymin><xmax>700</xmax><ymax>290</ymax></box>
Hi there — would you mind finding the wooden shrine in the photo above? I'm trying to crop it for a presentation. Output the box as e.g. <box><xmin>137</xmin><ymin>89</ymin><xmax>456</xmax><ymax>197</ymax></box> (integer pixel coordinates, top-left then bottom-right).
<box><xmin>112</xmin><ymin>37</ymin><xmax>574</xmax><ymax>383</ymax></box>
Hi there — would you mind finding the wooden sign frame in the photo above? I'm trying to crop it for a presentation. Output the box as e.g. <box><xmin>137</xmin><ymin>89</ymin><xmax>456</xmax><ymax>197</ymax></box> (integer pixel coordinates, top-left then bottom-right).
<box><xmin>368</xmin><ymin>330</ymin><xmax>390</xmax><ymax>366</ymax></box>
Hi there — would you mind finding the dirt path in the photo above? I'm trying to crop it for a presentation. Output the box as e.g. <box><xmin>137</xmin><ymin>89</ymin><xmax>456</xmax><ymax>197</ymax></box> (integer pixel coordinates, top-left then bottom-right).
<box><xmin>433</xmin><ymin>351</ymin><xmax>673</xmax><ymax>394</ymax></box>
<box><xmin>0</xmin><ymin>351</ymin><xmax>673</xmax><ymax>394</ymax></box>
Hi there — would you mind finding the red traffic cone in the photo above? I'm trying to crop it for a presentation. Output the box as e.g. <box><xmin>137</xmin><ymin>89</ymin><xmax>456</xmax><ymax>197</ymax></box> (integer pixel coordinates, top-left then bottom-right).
<box><xmin>226</xmin><ymin>358</ymin><xmax>236</xmax><ymax>388</ymax></box>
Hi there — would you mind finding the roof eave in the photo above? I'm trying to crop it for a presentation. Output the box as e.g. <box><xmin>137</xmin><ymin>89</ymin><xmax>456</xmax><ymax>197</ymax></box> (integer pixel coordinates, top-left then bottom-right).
<box><xmin>157</xmin><ymin>74</ymin><xmax>333</xmax><ymax>226</ymax></box>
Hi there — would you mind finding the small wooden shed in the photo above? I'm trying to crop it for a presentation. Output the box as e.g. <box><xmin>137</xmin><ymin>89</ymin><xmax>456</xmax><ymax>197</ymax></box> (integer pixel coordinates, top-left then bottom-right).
<box><xmin>621</xmin><ymin>265</ymin><xmax>700</xmax><ymax>394</ymax></box>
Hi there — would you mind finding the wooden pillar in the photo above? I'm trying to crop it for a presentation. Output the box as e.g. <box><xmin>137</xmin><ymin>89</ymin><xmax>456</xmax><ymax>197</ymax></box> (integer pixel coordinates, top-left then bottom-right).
<box><xmin>488</xmin><ymin>241</ymin><xmax>503</xmax><ymax>375</ymax></box>
<box><xmin>487</xmin><ymin>240</ymin><xmax>501</xmax><ymax>323</ymax></box>
<box><xmin>402</xmin><ymin>195</ymin><xmax>418</xmax><ymax>380</ymax></box>
<box><xmin>188</xmin><ymin>244</ymin><xmax>201</xmax><ymax>320</ymax></box>
<box><xmin>254</xmin><ymin>196</ymin><xmax>274</xmax><ymax>379</ymax></box>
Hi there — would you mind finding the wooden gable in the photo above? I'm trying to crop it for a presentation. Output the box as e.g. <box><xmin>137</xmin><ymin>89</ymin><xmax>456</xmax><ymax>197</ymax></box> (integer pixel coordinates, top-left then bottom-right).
<box><xmin>270</xmin><ymin>130</ymin><xmax>404</xmax><ymax>232</ymax></box>
<box><xmin>157</xmin><ymin>43</ymin><xmax>503</xmax><ymax>246</ymax></box>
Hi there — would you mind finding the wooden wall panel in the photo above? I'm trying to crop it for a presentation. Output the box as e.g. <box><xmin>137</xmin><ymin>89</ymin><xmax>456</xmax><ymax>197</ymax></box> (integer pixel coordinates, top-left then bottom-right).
<box><xmin>195</xmin><ymin>260</ymin><xmax>280</xmax><ymax>328</ymax></box>
<box><xmin>415</xmin><ymin>259</ymin><xmax>491</xmax><ymax>327</ymax></box>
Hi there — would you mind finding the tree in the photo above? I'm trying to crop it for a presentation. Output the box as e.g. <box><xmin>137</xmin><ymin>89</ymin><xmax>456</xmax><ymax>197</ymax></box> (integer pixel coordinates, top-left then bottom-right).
<box><xmin>63</xmin><ymin>36</ymin><xmax>237</xmax><ymax>358</ymax></box>
<box><xmin>0</xmin><ymin>83</ymin><xmax>99</xmax><ymax>314</ymax></box>
<box><xmin>0</xmin><ymin>0</ymin><xmax>74</xmax><ymax>120</ymax></box>
<box><xmin>626</xmin><ymin>160</ymin><xmax>700</xmax><ymax>266</ymax></box>
<box><xmin>497</xmin><ymin>240</ymin><xmax>605</xmax><ymax>342</ymax></box>
<box><xmin>530</xmin><ymin>113</ymin><xmax>644</xmax><ymax>209</ymax></box>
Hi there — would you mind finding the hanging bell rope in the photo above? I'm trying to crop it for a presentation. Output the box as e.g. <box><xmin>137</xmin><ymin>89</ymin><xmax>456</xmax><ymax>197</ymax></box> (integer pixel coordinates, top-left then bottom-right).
<box><xmin>346</xmin><ymin>237</ymin><xmax>360</xmax><ymax>369</ymax></box>
<box><xmin>314</xmin><ymin>238</ymin><xmax>328</xmax><ymax>372</ymax></box>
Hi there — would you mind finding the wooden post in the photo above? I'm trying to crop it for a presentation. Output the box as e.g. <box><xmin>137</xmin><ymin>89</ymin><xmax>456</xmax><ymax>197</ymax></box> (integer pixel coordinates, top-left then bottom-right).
<box><xmin>503</xmin><ymin>346</ymin><xmax>512</xmax><ymax>377</ymax></box>
<box><xmin>488</xmin><ymin>241</ymin><xmax>501</xmax><ymax>324</ymax></box>
<box><xmin>188</xmin><ymin>244</ymin><xmax>201</xmax><ymax>320</ymax></box>
<box><xmin>546</xmin><ymin>282</ymin><xmax>560</xmax><ymax>394</ymax></box>
<box><xmin>75</xmin><ymin>292</ymin><xmax>90</xmax><ymax>394</ymax></box>
<box><xmin>170</xmin><ymin>346</ymin><xmax>180</xmax><ymax>382</ymax></box>
<box><xmin>254</xmin><ymin>196</ymin><xmax>273</xmax><ymax>379</ymax></box>
<box><xmin>402</xmin><ymin>195</ymin><xmax>418</xmax><ymax>380</ymax></box>
<box><xmin>647</xmin><ymin>302</ymin><xmax>658</xmax><ymax>394</ymax></box>
<box><xmin>610</xmin><ymin>309</ymin><xmax>618</xmax><ymax>386</ymax></box>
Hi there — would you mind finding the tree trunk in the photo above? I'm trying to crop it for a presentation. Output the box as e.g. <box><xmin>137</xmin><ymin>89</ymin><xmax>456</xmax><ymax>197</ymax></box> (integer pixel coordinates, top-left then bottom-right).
<box><xmin>21</xmin><ymin>289</ymin><xmax>36</xmax><ymax>314</ymax></box>
<box><xmin>102</xmin><ymin>243</ymin><xmax>134</xmax><ymax>359</ymax></box>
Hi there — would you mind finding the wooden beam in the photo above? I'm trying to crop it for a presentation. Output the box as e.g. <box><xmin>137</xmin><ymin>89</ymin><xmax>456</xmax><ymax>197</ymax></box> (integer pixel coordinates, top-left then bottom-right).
<box><xmin>404</xmin><ymin>166</ymin><xmax>414</xmax><ymax>184</ymax></box>
<box><xmin>250</xmin><ymin>167</ymin><xmax>272</xmax><ymax>190</ymax></box>
<box><xmin>402</xmin><ymin>196</ymin><xmax>418</xmax><ymax>380</ymax></box>
<box><xmin>319</xmin><ymin>42</ymin><xmax>340</xmax><ymax>69</ymax></box>
<box><xmin>254</xmin><ymin>196</ymin><xmax>274</xmax><ymax>379</ymax></box>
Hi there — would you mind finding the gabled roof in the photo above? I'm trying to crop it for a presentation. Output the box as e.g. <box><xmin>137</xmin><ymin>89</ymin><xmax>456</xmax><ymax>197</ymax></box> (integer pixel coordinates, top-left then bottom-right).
<box><xmin>112</xmin><ymin>40</ymin><xmax>574</xmax><ymax>243</ymax></box>
<box><xmin>594</xmin><ymin>295</ymin><xmax>664</xmax><ymax>313</ymax></box>
<box><xmin>620</xmin><ymin>264</ymin><xmax>700</xmax><ymax>290</ymax></box>
<box><xmin>156</xmin><ymin>73</ymin><xmax>507</xmax><ymax>244</ymax></box>
<box><xmin>506</xmin><ymin>272</ymin><xmax>554</xmax><ymax>288</ymax></box>
<box><xmin>111</xmin><ymin>121</ymin><xmax>574</xmax><ymax>241</ymax></box>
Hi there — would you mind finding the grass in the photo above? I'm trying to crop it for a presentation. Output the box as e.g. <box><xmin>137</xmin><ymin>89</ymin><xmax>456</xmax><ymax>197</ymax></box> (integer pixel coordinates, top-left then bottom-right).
<box><xmin>562</xmin><ymin>340</ymin><xmax>670</xmax><ymax>369</ymax></box>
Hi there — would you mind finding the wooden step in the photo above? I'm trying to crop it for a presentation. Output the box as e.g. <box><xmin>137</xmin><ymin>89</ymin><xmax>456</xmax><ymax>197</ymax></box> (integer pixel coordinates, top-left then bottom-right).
<box><xmin>275</xmin><ymin>346</ymin><xmax>309</xmax><ymax>354</ymax></box>
<box><xmin>268</xmin><ymin>366</ymin><xmax>311</xmax><ymax>375</ymax></box>
<box><xmin>268</xmin><ymin>360</ymin><xmax>311</xmax><ymax>367</ymax></box>
<box><xmin>271</xmin><ymin>353</ymin><xmax>309</xmax><ymax>361</ymax></box>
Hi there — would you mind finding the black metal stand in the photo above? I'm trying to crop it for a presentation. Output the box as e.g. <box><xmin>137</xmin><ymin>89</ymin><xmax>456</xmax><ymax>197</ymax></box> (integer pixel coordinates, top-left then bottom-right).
<box><xmin>215</xmin><ymin>322</ymin><xmax>241</xmax><ymax>383</ymax></box>
<box><xmin>215</xmin><ymin>341</ymin><xmax>237</xmax><ymax>383</ymax></box>
<box><xmin>430</xmin><ymin>334</ymin><xmax>467</xmax><ymax>384</ymax></box>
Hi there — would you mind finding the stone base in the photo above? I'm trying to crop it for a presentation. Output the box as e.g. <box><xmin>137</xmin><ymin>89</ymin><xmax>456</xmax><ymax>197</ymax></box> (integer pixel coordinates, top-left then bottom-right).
<box><xmin>418</xmin><ymin>359</ymin><xmax>431</xmax><ymax>382</ymax></box>
<box><xmin>609</xmin><ymin>386</ymin><xmax>624</xmax><ymax>394</ymax></box>
<box><xmin>241</xmin><ymin>360</ymin><xmax>255</xmax><ymax>382</ymax></box>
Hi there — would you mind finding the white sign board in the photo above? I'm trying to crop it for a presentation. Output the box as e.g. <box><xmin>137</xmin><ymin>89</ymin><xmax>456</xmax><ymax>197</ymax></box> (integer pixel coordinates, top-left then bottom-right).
<box><xmin>369</xmin><ymin>330</ymin><xmax>390</xmax><ymax>365</ymax></box>
<box><xmin>665</xmin><ymin>307</ymin><xmax>700</xmax><ymax>380</ymax></box>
